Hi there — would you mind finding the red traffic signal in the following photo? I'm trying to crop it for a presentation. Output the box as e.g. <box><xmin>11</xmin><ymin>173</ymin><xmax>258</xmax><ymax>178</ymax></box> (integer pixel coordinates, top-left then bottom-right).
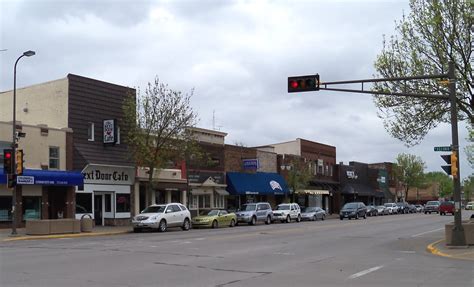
<box><xmin>288</xmin><ymin>74</ymin><xmax>320</xmax><ymax>93</ymax></box>
<box><xmin>3</xmin><ymin>149</ymin><xmax>13</xmax><ymax>174</ymax></box>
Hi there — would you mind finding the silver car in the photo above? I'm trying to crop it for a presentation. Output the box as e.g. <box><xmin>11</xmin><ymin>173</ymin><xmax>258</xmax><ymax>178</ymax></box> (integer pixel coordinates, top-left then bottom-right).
<box><xmin>131</xmin><ymin>203</ymin><xmax>191</xmax><ymax>232</ymax></box>
<box><xmin>236</xmin><ymin>202</ymin><xmax>273</xmax><ymax>225</ymax></box>
<box><xmin>301</xmin><ymin>206</ymin><xmax>326</xmax><ymax>221</ymax></box>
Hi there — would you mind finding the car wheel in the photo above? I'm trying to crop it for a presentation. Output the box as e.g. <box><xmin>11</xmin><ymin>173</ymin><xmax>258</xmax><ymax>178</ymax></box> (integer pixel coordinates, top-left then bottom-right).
<box><xmin>182</xmin><ymin>218</ymin><xmax>190</xmax><ymax>231</ymax></box>
<box><xmin>250</xmin><ymin>216</ymin><xmax>256</xmax><ymax>225</ymax></box>
<box><xmin>158</xmin><ymin>219</ymin><xmax>167</xmax><ymax>232</ymax></box>
<box><xmin>133</xmin><ymin>228</ymin><xmax>141</xmax><ymax>233</ymax></box>
<box><xmin>230</xmin><ymin>219</ymin><xmax>236</xmax><ymax>227</ymax></box>
<box><xmin>286</xmin><ymin>215</ymin><xmax>291</xmax><ymax>223</ymax></box>
<box><xmin>296</xmin><ymin>215</ymin><xmax>301</xmax><ymax>222</ymax></box>
<box><xmin>424</xmin><ymin>212</ymin><xmax>427</xmax><ymax>214</ymax></box>
<box><xmin>212</xmin><ymin>220</ymin><xmax>218</xmax><ymax>229</ymax></box>
<box><xmin>265</xmin><ymin>215</ymin><xmax>271</xmax><ymax>225</ymax></box>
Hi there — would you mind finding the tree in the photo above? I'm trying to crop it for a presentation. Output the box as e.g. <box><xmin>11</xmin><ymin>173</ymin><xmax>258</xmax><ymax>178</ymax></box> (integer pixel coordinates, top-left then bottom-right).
<box><xmin>423</xmin><ymin>171</ymin><xmax>454</xmax><ymax>199</ymax></box>
<box><xmin>123</xmin><ymin>77</ymin><xmax>198</xmax><ymax>206</ymax></box>
<box><xmin>463</xmin><ymin>175</ymin><xmax>474</xmax><ymax>202</ymax></box>
<box><xmin>465</xmin><ymin>125</ymin><xmax>473</xmax><ymax>168</ymax></box>
<box><xmin>286</xmin><ymin>157</ymin><xmax>313</xmax><ymax>202</ymax></box>
<box><xmin>393</xmin><ymin>153</ymin><xmax>426</xmax><ymax>201</ymax></box>
<box><xmin>373</xmin><ymin>0</ymin><xmax>472</xmax><ymax>146</ymax></box>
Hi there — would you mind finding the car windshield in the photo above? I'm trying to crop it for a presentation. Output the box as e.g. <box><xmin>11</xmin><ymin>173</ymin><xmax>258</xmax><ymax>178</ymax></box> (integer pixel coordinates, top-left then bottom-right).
<box><xmin>426</xmin><ymin>201</ymin><xmax>439</xmax><ymax>205</ymax></box>
<box><xmin>142</xmin><ymin>205</ymin><xmax>166</xmax><ymax>213</ymax></box>
<box><xmin>343</xmin><ymin>203</ymin><xmax>358</xmax><ymax>209</ymax></box>
<box><xmin>376</xmin><ymin>206</ymin><xmax>384</xmax><ymax>209</ymax></box>
<box><xmin>277</xmin><ymin>205</ymin><xmax>290</xmax><ymax>210</ymax></box>
<box><xmin>302</xmin><ymin>207</ymin><xmax>317</xmax><ymax>212</ymax></box>
<box><xmin>242</xmin><ymin>204</ymin><xmax>256</xmax><ymax>211</ymax></box>
<box><xmin>384</xmin><ymin>203</ymin><xmax>393</xmax><ymax>207</ymax></box>
<box><xmin>207</xmin><ymin>210</ymin><xmax>220</xmax><ymax>216</ymax></box>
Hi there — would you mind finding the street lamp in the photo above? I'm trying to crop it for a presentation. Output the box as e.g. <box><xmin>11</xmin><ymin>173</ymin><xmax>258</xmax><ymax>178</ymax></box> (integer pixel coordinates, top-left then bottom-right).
<box><xmin>11</xmin><ymin>50</ymin><xmax>35</xmax><ymax>235</ymax></box>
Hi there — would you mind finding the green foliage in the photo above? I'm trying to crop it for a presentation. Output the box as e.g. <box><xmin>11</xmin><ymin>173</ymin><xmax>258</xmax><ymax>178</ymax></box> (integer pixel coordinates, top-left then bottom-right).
<box><xmin>465</xmin><ymin>125</ymin><xmax>473</xmax><ymax>168</ymax></box>
<box><xmin>463</xmin><ymin>175</ymin><xmax>474</xmax><ymax>201</ymax></box>
<box><xmin>286</xmin><ymin>158</ymin><xmax>313</xmax><ymax>195</ymax></box>
<box><xmin>373</xmin><ymin>0</ymin><xmax>472</xmax><ymax>146</ymax></box>
<box><xmin>423</xmin><ymin>171</ymin><xmax>454</xmax><ymax>199</ymax></box>
<box><xmin>393</xmin><ymin>153</ymin><xmax>426</xmax><ymax>200</ymax></box>
<box><xmin>122</xmin><ymin>77</ymin><xmax>198</xmax><ymax>181</ymax></box>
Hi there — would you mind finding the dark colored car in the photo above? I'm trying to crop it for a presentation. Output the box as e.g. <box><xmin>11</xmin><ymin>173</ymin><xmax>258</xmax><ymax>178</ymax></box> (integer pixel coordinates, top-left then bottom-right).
<box><xmin>439</xmin><ymin>201</ymin><xmax>455</xmax><ymax>216</ymax></box>
<box><xmin>424</xmin><ymin>201</ymin><xmax>440</xmax><ymax>214</ymax></box>
<box><xmin>340</xmin><ymin>202</ymin><xmax>367</xmax><ymax>220</ymax></box>
<box><xmin>408</xmin><ymin>204</ymin><xmax>417</xmax><ymax>213</ymax></box>
<box><xmin>366</xmin><ymin>205</ymin><xmax>378</xmax><ymax>217</ymax></box>
<box><xmin>396</xmin><ymin>202</ymin><xmax>409</xmax><ymax>214</ymax></box>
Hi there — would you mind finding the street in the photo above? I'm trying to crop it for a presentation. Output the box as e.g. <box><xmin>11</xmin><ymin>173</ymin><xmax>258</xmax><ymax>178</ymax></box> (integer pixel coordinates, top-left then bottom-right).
<box><xmin>1</xmin><ymin>212</ymin><xmax>473</xmax><ymax>287</ymax></box>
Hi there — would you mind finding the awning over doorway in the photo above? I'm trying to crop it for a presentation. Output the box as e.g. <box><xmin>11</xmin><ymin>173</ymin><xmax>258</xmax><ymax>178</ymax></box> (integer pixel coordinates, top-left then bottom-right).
<box><xmin>295</xmin><ymin>189</ymin><xmax>330</xmax><ymax>195</ymax></box>
<box><xmin>0</xmin><ymin>168</ymin><xmax>84</xmax><ymax>186</ymax></box>
<box><xmin>340</xmin><ymin>183</ymin><xmax>380</xmax><ymax>197</ymax></box>
<box><xmin>226</xmin><ymin>172</ymin><xmax>290</xmax><ymax>196</ymax></box>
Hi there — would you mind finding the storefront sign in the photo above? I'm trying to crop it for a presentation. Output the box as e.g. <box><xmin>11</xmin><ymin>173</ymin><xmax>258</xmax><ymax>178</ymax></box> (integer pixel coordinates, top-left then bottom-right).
<box><xmin>103</xmin><ymin>119</ymin><xmax>117</xmax><ymax>144</ymax></box>
<box><xmin>16</xmin><ymin>176</ymin><xmax>34</xmax><ymax>185</ymax></box>
<box><xmin>243</xmin><ymin>159</ymin><xmax>259</xmax><ymax>170</ymax></box>
<box><xmin>82</xmin><ymin>164</ymin><xmax>135</xmax><ymax>185</ymax></box>
<box><xmin>188</xmin><ymin>172</ymin><xmax>224</xmax><ymax>184</ymax></box>
<box><xmin>346</xmin><ymin>171</ymin><xmax>358</xmax><ymax>179</ymax></box>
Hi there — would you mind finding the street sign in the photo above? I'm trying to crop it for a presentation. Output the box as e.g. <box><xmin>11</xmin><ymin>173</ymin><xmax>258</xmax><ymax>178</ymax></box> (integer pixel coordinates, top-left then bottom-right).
<box><xmin>16</xmin><ymin>176</ymin><xmax>34</xmax><ymax>185</ymax></box>
<box><xmin>434</xmin><ymin>146</ymin><xmax>451</xmax><ymax>152</ymax></box>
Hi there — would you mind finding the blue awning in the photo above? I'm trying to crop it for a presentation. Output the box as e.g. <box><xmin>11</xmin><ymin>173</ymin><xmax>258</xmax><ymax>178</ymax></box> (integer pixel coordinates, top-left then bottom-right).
<box><xmin>226</xmin><ymin>172</ymin><xmax>290</xmax><ymax>195</ymax></box>
<box><xmin>0</xmin><ymin>168</ymin><xmax>83</xmax><ymax>186</ymax></box>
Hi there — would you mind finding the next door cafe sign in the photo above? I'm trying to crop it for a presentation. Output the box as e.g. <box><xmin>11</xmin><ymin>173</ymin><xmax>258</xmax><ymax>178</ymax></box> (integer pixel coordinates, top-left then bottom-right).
<box><xmin>82</xmin><ymin>165</ymin><xmax>135</xmax><ymax>185</ymax></box>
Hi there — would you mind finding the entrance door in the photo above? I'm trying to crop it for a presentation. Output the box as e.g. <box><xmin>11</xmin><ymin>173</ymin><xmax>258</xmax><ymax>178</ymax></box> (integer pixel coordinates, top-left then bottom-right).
<box><xmin>94</xmin><ymin>194</ymin><xmax>102</xmax><ymax>226</ymax></box>
<box><xmin>94</xmin><ymin>192</ymin><xmax>114</xmax><ymax>226</ymax></box>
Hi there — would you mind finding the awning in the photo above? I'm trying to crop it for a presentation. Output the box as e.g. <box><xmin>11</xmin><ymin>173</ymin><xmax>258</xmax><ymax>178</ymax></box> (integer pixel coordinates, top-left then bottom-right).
<box><xmin>0</xmin><ymin>168</ymin><xmax>84</xmax><ymax>186</ymax></box>
<box><xmin>340</xmin><ymin>183</ymin><xmax>377</xmax><ymax>197</ymax></box>
<box><xmin>226</xmin><ymin>172</ymin><xmax>290</xmax><ymax>196</ymax></box>
<box><xmin>295</xmin><ymin>189</ymin><xmax>329</xmax><ymax>195</ymax></box>
<box><xmin>216</xmin><ymin>189</ymin><xmax>229</xmax><ymax>196</ymax></box>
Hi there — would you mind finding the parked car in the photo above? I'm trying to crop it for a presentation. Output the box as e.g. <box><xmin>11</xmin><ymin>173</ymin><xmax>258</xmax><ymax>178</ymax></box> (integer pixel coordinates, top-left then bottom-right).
<box><xmin>192</xmin><ymin>209</ymin><xmax>237</xmax><ymax>228</ymax></box>
<box><xmin>396</xmin><ymin>202</ymin><xmax>410</xmax><ymax>214</ymax></box>
<box><xmin>236</xmin><ymin>202</ymin><xmax>273</xmax><ymax>225</ymax></box>
<box><xmin>424</xmin><ymin>201</ymin><xmax>440</xmax><ymax>214</ymax></box>
<box><xmin>408</xmin><ymin>204</ymin><xmax>417</xmax><ymax>213</ymax></box>
<box><xmin>339</xmin><ymin>202</ymin><xmax>367</xmax><ymax>220</ymax></box>
<box><xmin>273</xmin><ymin>203</ymin><xmax>301</xmax><ymax>223</ymax></box>
<box><xmin>366</xmin><ymin>205</ymin><xmax>378</xmax><ymax>217</ymax></box>
<box><xmin>131</xmin><ymin>203</ymin><xmax>191</xmax><ymax>233</ymax></box>
<box><xmin>384</xmin><ymin>203</ymin><xmax>398</xmax><ymax>214</ymax></box>
<box><xmin>301</xmin><ymin>206</ymin><xmax>326</xmax><ymax>221</ymax></box>
<box><xmin>439</xmin><ymin>201</ymin><xmax>455</xmax><ymax>216</ymax></box>
<box><xmin>466</xmin><ymin>201</ymin><xmax>474</xmax><ymax>210</ymax></box>
<box><xmin>375</xmin><ymin>205</ymin><xmax>389</xmax><ymax>215</ymax></box>
<box><xmin>414</xmin><ymin>204</ymin><xmax>424</xmax><ymax>213</ymax></box>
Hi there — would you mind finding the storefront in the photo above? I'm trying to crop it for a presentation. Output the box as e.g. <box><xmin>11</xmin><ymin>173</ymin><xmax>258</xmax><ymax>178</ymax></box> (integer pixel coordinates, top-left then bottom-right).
<box><xmin>188</xmin><ymin>171</ymin><xmax>227</xmax><ymax>217</ymax></box>
<box><xmin>226</xmin><ymin>172</ymin><xmax>290</xmax><ymax>210</ymax></box>
<box><xmin>294</xmin><ymin>189</ymin><xmax>330</xmax><ymax>211</ymax></box>
<box><xmin>340</xmin><ymin>183</ymin><xmax>383</xmax><ymax>206</ymax></box>
<box><xmin>0</xmin><ymin>168</ymin><xmax>83</xmax><ymax>228</ymax></box>
<box><xmin>78</xmin><ymin>164</ymin><xmax>135</xmax><ymax>226</ymax></box>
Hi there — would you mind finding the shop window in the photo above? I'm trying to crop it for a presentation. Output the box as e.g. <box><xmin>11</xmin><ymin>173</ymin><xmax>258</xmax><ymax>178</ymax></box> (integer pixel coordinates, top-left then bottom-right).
<box><xmin>329</xmin><ymin>165</ymin><xmax>333</xmax><ymax>177</ymax></box>
<box><xmin>105</xmin><ymin>194</ymin><xmax>112</xmax><ymax>212</ymax></box>
<box><xmin>214</xmin><ymin>194</ymin><xmax>225</xmax><ymax>208</ymax></box>
<box><xmin>49</xmin><ymin>147</ymin><xmax>60</xmax><ymax>169</ymax></box>
<box><xmin>23</xmin><ymin>197</ymin><xmax>41</xmax><ymax>220</ymax></box>
<box><xmin>199</xmin><ymin>195</ymin><xmax>211</xmax><ymax>209</ymax></box>
<box><xmin>325</xmin><ymin>164</ymin><xmax>329</xmax><ymax>176</ymax></box>
<box><xmin>116</xmin><ymin>194</ymin><xmax>130</xmax><ymax>213</ymax></box>
<box><xmin>189</xmin><ymin>195</ymin><xmax>198</xmax><ymax>209</ymax></box>
<box><xmin>0</xmin><ymin>196</ymin><xmax>12</xmax><ymax>221</ymax></box>
<box><xmin>76</xmin><ymin>193</ymin><xmax>92</xmax><ymax>213</ymax></box>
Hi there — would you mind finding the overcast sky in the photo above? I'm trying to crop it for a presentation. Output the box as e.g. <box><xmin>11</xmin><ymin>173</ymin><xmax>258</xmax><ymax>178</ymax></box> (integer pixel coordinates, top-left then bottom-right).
<box><xmin>0</xmin><ymin>0</ymin><xmax>472</xmax><ymax>179</ymax></box>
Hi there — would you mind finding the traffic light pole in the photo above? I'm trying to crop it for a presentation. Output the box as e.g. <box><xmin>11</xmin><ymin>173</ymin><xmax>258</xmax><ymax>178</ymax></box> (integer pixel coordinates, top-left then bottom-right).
<box><xmin>291</xmin><ymin>61</ymin><xmax>466</xmax><ymax>246</ymax></box>
<box><xmin>447</xmin><ymin>62</ymin><xmax>465</xmax><ymax>246</ymax></box>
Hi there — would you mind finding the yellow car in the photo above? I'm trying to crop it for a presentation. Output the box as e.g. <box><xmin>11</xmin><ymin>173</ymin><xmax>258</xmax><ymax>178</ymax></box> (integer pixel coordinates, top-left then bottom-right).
<box><xmin>192</xmin><ymin>210</ymin><xmax>237</xmax><ymax>228</ymax></box>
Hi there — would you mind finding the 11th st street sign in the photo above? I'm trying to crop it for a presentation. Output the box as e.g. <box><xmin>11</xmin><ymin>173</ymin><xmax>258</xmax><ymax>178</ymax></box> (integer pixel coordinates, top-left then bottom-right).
<box><xmin>434</xmin><ymin>146</ymin><xmax>452</xmax><ymax>152</ymax></box>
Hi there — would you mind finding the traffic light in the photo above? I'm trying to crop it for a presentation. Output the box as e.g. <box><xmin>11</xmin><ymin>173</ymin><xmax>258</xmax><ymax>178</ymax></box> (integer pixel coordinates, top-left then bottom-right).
<box><xmin>3</xmin><ymin>149</ymin><xmax>13</xmax><ymax>174</ymax></box>
<box><xmin>288</xmin><ymin>74</ymin><xmax>320</xmax><ymax>93</ymax></box>
<box><xmin>16</xmin><ymin>149</ymin><xmax>24</xmax><ymax>175</ymax></box>
<box><xmin>7</xmin><ymin>174</ymin><xmax>16</xmax><ymax>188</ymax></box>
<box><xmin>441</xmin><ymin>151</ymin><xmax>458</xmax><ymax>178</ymax></box>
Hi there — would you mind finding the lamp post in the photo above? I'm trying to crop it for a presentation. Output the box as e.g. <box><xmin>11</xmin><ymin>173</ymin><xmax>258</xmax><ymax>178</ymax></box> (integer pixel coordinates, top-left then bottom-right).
<box><xmin>11</xmin><ymin>50</ymin><xmax>35</xmax><ymax>235</ymax></box>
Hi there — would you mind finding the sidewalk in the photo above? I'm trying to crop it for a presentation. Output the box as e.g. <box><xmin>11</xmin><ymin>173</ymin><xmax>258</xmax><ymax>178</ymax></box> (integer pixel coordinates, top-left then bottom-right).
<box><xmin>0</xmin><ymin>225</ymin><xmax>132</xmax><ymax>242</ymax></box>
<box><xmin>427</xmin><ymin>239</ymin><xmax>474</xmax><ymax>261</ymax></box>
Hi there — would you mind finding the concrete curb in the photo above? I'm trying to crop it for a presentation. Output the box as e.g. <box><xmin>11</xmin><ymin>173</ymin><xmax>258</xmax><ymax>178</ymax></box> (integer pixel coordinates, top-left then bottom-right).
<box><xmin>426</xmin><ymin>239</ymin><xmax>474</xmax><ymax>261</ymax></box>
<box><xmin>2</xmin><ymin>230</ymin><xmax>131</xmax><ymax>242</ymax></box>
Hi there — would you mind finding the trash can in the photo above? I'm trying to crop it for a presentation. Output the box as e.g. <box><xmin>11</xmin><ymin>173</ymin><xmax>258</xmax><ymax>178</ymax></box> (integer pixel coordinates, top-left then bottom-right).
<box><xmin>80</xmin><ymin>214</ymin><xmax>94</xmax><ymax>232</ymax></box>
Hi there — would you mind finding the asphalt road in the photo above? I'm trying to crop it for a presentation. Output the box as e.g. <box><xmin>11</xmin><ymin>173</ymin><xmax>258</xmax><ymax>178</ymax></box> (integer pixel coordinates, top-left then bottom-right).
<box><xmin>1</xmin><ymin>212</ymin><xmax>473</xmax><ymax>287</ymax></box>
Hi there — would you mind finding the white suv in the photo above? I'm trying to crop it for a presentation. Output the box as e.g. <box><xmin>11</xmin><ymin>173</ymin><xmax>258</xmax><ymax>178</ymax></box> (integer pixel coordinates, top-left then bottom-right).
<box><xmin>132</xmin><ymin>203</ymin><xmax>191</xmax><ymax>233</ymax></box>
<box><xmin>384</xmin><ymin>203</ymin><xmax>398</xmax><ymax>214</ymax></box>
<box><xmin>273</xmin><ymin>203</ymin><xmax>301</xmax><ymax>223</ymax></box>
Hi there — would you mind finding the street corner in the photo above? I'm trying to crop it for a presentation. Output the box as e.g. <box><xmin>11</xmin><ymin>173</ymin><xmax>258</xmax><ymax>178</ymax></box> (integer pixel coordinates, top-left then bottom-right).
<box><xmin>2</xmin><ymin>229</ymin><xmax>132</xmax><ymax>242</ymax></box>
<box><xmin>426</xmin><ymin>239</ymin><xmax>474</xmax><ymax>261</ymax></box>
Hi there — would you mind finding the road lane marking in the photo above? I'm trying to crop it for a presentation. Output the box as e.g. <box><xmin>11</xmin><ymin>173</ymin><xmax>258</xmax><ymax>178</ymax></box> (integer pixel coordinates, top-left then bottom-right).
<box><xmin>347</xmin><ymin>265</ymin><xmax>384</xmax><ymax>279</ymax></box>
<box><xmin>411</xmin><ymin>227</ymin><xmax>444</xmax><ymax>237</ymax></box>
